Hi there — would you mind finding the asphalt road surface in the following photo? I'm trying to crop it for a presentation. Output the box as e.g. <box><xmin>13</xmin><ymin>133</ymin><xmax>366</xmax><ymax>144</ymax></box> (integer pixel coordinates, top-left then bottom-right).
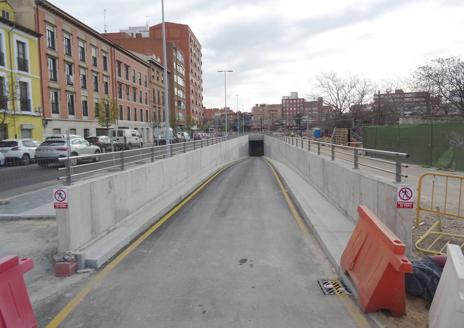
<box><xmin>40</xmin><ymin>157</ymin><xmax>364</xmax><ymax>328</ymax></box>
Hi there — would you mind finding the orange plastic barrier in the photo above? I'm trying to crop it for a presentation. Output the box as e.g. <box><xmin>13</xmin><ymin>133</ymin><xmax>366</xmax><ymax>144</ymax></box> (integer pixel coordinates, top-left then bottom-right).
<box><xmin>0</xmin><ymin>256</ymin><xmax>36</xmax><ymax>328</ymax></box>
<box><xmin>341</xmin><ymin>205</ymin><xmax>413</xmax><ymax>316</ymax></box>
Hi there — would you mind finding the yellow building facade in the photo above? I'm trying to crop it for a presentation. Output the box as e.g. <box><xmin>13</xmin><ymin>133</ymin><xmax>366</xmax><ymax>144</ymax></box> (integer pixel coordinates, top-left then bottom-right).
<box><xmin>0</xmin><ymin>1</ymin><xmax>43</xmax><ymax>141</ymax></box>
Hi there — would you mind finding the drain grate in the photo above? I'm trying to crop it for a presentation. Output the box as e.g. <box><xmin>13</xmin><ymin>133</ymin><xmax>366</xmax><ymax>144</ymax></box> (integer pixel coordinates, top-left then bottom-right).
<box><xmin>317</xmin><ymin>279</ymin><xmax>351</xmax><ymax>296</ymax></box>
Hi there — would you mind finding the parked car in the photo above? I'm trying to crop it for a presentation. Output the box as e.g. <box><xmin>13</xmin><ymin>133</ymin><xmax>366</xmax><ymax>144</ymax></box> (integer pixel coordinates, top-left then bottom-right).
<box><xmin>176</xmin><ymin>132</ymin><xmax>191</xmax><ymax>142</ymax></box>
<box><xmin>110</xmin><ymin>129</ymin><xmax>143</xmax><ymax>149</ymax></box>
<box><xmin>36</xmin><ymin>135</ymin><xmax>101</xmax><ymax>168</ymax></box>
<box><xmin>86</xmin><ymin>136</ymin><xmax>113</xmax><ymax>152</ymax></box>
<box><xmin>0</xmin><ymin>139</ymin><xmax>39</xmax><ymax>165</ymax></box>
<box><xmin>153</xmin><ymin>127</ymin><xmax>174</xmax><ymax>145</ymax></box>
<box><xmin>0</xmin><ymin>152</ymin><xmax>4</xmax><ymax>167</ymax></box>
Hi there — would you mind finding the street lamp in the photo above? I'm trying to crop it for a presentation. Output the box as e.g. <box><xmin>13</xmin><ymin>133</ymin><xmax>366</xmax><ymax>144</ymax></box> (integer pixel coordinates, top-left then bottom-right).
<box><xmin>161</xmin><ymin>0</ymin><xmax>170</xmax><ymax>156</ymax></box>
<box><xmin>217</xmin><ymin>70</ymin><xmax>233</xmax><ymax>135</ymax></box>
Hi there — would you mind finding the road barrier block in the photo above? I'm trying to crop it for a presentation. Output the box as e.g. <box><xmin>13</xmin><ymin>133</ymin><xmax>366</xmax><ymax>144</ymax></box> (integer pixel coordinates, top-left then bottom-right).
<box><xmin>429</xmin><ymin>244</ymin><xmax>464</xmax><ymax>328</ymax></box>
<box><xmin>341</xmin><ymin>205</ymin><xmax>413</xmax><ymax>316</ymax></box>
<box><xmin>0</xmin><ymin>256</ymin><xmax>36</xmax><ymax>328</ymax></box>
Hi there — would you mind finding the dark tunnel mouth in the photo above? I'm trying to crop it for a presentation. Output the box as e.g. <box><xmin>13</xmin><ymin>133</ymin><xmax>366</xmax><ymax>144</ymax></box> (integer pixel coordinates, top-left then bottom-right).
<box><xmin>249</xmin><ymin>140</ymin><xmax>264</xmax><ymax>157</ymax></box>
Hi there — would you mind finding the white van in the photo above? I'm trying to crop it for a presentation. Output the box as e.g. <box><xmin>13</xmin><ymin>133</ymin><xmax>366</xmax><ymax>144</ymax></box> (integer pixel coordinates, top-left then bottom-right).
<box><xmin>153</xmin><ymin>126</ymin><xmax>174</xmax><ymax>145</ymax></box>
<box><xmin>110</xmin><ymin>129</ymin><xmax>143</xmax><ymax>149</ymax></box>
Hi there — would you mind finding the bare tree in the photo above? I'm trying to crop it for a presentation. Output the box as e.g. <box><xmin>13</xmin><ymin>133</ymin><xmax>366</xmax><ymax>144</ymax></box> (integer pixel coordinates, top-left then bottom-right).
<box><xmin>412</xmin><ymin>57</ymin><xmax>464</xmax><ymax>115</ymax></box>
<box><xmin>315</xmin><ymin>72</ymin><xmax>375</xmax><ymax>117</ymax></box>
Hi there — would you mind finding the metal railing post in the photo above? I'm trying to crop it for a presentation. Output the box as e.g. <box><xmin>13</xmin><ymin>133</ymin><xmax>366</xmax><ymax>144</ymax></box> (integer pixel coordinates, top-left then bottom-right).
<box><xmin>207</xmin><ymin>138</ymin><xmax>209</xmax><ymax>146</ymax></box>
<box><xmin>169</xmin><ymin>143</ymin><xmax>173</xmax><ymax>156</ymax></box>
<box><xmin>331</xmin><ymin>144</ymin><xmax>335</xmax><ymax>161</ymax></box>
<box><xmin>183</xmin><ymin>142</ymin><xmax>186</xmax><ymax>153</ymax></box>
<box><xmin>65</xmin><ymin>132</ymin><xmax>72</xmax><ymax>185</ymax></box>
<box><xmin>317</xmin><ymin>143</ymin><xmax>321</xmax><ymax>155</ymax></box>
<box><xmin>194</xmin><ymin>140</ymin><xmax>196</xmax><ymax>150</ymax></box>
<box><xmin>354</xmin><ymin>148</ymin><xmax>359</xmax><ymax>169</ymax></box>
<box><xmin>301</xmin><ymin>137</ymin><xmax>303</xmax><ymax>149</ymax></box>
<box><xmin>201</xmin><ymin>139</ymin><xmax>203</xmax><ymax>148</ymax></box>
<box><xmin>120</xmin><ymin>150</ymin><xmax>125</xmax><ymax>170</ymax></box>
<box><xmin>308</xmin><ymin>139</ymin><xmax>311</xmax><ymax>152</ymax></box>
<box><xmin>396</xmin><ymin>155</ymin><xmax>402</xmax><ymax>183</ymax></box>
<box><xmin>151</xmin><ymin>145</ymin><xmax>155</xmax><ymax>162</ymax></box>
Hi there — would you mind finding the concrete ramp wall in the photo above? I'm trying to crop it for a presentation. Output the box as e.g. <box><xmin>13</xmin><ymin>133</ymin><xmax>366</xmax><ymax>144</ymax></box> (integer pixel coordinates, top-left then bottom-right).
<box><xmin>264</xmin><ymin>135</ymin><xmax>413</xmax><ymax>252</ymax></box>
<box><xmin>56</xmin><ymin>136</ymin><xmax>249</xmax><ymax>267</ymax></box>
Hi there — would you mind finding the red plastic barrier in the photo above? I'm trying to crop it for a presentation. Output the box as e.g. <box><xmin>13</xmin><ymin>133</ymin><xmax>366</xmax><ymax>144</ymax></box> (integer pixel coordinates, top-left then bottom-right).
<box><xmin>341</xmin><ymin>205</ymin><xmax>413</xmax><ymax>316</ymax></box>
<box><xmin>0</xmin><ymin>256</ymin><xmax>37</xmax><ymax>328</ymax></box>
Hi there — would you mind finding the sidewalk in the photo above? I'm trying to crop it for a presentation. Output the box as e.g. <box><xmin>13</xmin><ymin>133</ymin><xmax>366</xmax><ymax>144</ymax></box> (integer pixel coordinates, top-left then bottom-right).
<box><xmin>0</xmin><ymin>186</ymin><xmax>55</xmax><ymax>220</ymax></box>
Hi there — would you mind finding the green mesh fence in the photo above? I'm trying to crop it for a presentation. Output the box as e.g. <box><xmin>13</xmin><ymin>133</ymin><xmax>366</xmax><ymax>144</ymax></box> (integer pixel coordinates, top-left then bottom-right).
<box><xmin>363</xmin><ymin>123</ymin><xmax>464</xmax><ymax>170</ymax></box>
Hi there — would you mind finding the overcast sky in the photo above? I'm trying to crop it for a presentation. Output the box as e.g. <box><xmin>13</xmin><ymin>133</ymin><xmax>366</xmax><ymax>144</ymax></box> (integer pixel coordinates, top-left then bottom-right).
<box><xmin>51</xmin><ymin>0</ymin><xmax>464</xmax><ymax>111</ymax></box>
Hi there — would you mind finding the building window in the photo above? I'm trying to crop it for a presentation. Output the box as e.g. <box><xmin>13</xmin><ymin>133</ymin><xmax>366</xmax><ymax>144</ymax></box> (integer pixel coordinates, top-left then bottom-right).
<box><xmin>82</xmin><ymin>98</ymin><xmax>88</xmax><ymax>116</ymax></box>
<box><xmin>80</xmin><ymin>68</ymin><xmax>87</xmax><ymax>89</ymax></box>
<box><xmin>133</xmin><ymin>87</ymin><xmax>136</xmax><ymax>102</ymax></box>
<box><xmin>16</xmin><ymin>40</ymin><xmax>28</xmax><ymax>72</ymax></box>
<box><xmin>91</xmin><ymin>46</ymin><xmax>97</xmax><ymax>67</ymax></box>
<box><xmin>64</xmin><ymin>33</ymin><xmax>72</xmax><ymax>56</ymax></box>
<box><xmin>65</xmin><ymin>62</ymin><xmax>73</xmax><ymax>85</ymax></box>
<box><xmin>48</xmin><ymin>57</ymin><xmax>57</xmax><ymax>81</ymax></box>
<box><xmin>134</xmin><ymin>108</ymin><xmax>137</xmax><ymax>121</ymax></box>
<box><xmin>144</xmin><ymin>75</ymin><xmax>147</xmax><ymax>87</ymax></box>
<box><xmin>2</xmin><ymin>10</ymin><xmax>9</xmax><ymax>20</ymax></box>
<box><xmin>138</xmin><ymin>72</ymin><xmax>142</xmax><ymax>85</ymax></box>
<box><xmin>79</xmin><ymin>40</ymin><xmax>85</xmax><ymax>62</ymax></box>
<box><xmin>119</xmin><ymin>105</ymin><xmax>123</xmax><ymax>120</ymax></box>
<box><xmin>50</xmin><ymin>90</ymin><xmax>59</xmax><ymax>114</ymax></box>
<box><xmin>95</xmin><ymin>102</ymin><xmax>100</xmax><ymax>117</ymax></box>
<box><xmin>0</xmin><ymin>34</ymin><xmax>4</xmax><ymax>66</ymax></box>
<box><xmin>69</xmin><ymin>128</ymin><xmax>76</xmax><ymax>135</ymax></box>
<box><xmin>117</xmin><ymin>61</ymin><xmax>121</xmax><ymax>77</ymax></box>
<box><xmin>126</xmin><ymin>85</ymin><xmax>130</xmax><ymax>100</ymax></box>
<box><xmin>118</xmin><ymin>83</ymin><xmax>122</xmax><ymax>98</ymax></box>
<box><xmin>139</xmin><ymin>90</ymin><xmax>142</xmax><ymax>103</ymax></box>
<box><xmin>102</xmin><ymin>54</ymin><xmax>108</xmax><ymax>71</ymax></box>
<box><xmin>93</xmin><ymin>74</ymin><xmax>98</xmax><ymax>92</ymax></box>
<box><xmin>67</xmin><ymin>93</ymin><xmax>75</xmax><ymax>115</ymax></box>
<box><xmin>145</xmin><ymin>92</ymin><xmax>148</xmax><ymax>105</ymax></box>
<box><xmin>140</xmin><ymin>109</ymin><xmax>143</xmax><ymax>122</ymax></box>
<box><xmin>132</xmin><ymin>69</ymin><xmax>135</xmax><ymax>83</ymax></box>
<box><xmin>19</xmin><ymin>81</ymin><xmax>30</xmax><ymax>111</ymax></box>
<box><xmin>0</xmin><ymin>76</ymin><xmax>6</xmax><ymax>109</ymax></box>
<box><xmin>46</xmin><ymin>26</ymin><xmax>56</xmax><ymax>49</ymax></box>
<box><xmin>126</xmin><ymin>106</ymin><xmax>130</xmax><ymax>121</ymax></box>
<box><xmin>146</xmin><ymin>110</ymin><xmax>148</xmax><ymax>122</ymax></box>
<box><xmin>84</xmin><ymin>128</ymin><xmax>90</xmax><ymax>137</ymax></box>
<box><xmin>125</xmin><ymin>65</ymin><xmax>129</xmax><ymax>80</ymax></box>
<box><xmin>103</xmin><ymin>76</ymin><xmax>109</xmax><ymax>95</ymax></box>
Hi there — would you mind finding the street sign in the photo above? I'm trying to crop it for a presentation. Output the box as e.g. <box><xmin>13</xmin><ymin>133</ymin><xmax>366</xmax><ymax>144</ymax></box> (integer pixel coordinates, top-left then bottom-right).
<box><xmin>397</xmin><ymin>185</ymin><xmax>415</xmax><ymax>209</ymax></box>
<box><xmin>53</xmin><ymin>188</ymin><xmax>68</xmax><ymax>209</ymax></box>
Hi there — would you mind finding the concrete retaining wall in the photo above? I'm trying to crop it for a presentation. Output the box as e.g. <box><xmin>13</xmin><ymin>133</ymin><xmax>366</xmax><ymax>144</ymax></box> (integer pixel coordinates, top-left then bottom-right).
<box><xmin>56</xmin><ymin>136</ymin><xmax>249</xmax><ymax>266</ymax></box>
<box><xmin>264</xmin><ymin>135</ymin><xmax>414</xmax><ymax>252</ymax></box>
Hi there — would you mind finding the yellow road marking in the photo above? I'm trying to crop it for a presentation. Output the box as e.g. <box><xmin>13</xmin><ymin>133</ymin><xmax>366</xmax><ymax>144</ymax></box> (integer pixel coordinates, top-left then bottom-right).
<box><xmin>46</xmin><ymin>164</ymin><xmax>232</xmax><ymax>328</ymax></box>
<box><xmin>265</xmin><ymin>159</ymin><xmax>370</xmax><ymax>328</ymax></box>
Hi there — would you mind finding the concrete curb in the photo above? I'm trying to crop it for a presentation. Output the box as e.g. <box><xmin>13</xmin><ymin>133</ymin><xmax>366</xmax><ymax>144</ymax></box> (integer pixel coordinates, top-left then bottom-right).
<box><xmin>265</xmin><ymin>157</ymin><xmax>384</xmax><ymax>328</ymax></box>
<box><xmin>0</xmin><ymin>215</ymin><xmax>56</xmax><ymax>221</ymax></box>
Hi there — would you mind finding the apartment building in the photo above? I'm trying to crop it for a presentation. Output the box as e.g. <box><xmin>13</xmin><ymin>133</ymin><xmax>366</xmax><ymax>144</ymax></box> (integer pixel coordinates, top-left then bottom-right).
<box><xmin>282</xmin><ymin>92</ymin><xmax>305</xmax><ymax>127</ymax></box>
<box><xmin>251</xmin><ymin>104</ymin><xmax>281</xmax><ymax>130</ymax></box>
<box><xmin>0</xmin><ymin>1</ymin><xmax>43</xmax><ymax>140</ymax></box>
<box><xmin>103</xmin><ymin>32</ymin><xmax>186</xmax><ymax>129</ymax></box>
<box><xmin>150</xmin><ymin>23</ymin><xmax>203</xmax><ymax>126</ymax></box>
<box><xmin>32</xmin><ymin>0</ymin><xmax>114</xmax><ymax>137</ymax></box>
<box><xmin>113</xmin><ymin>47</ymin><xmax>151</xmax><ymax>142</ymax></box>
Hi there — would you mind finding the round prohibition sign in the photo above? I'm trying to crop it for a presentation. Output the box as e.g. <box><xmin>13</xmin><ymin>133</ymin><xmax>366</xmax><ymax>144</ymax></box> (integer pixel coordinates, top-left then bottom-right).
<box><xmin>54</xmin><ymin>189</ymin><xmax>67</xmax><ymax>203</ymax></box>
<box><xmin>398</xmin><ymin>187</ymin><xmax>413</xmax><ymax>201</ymax></box>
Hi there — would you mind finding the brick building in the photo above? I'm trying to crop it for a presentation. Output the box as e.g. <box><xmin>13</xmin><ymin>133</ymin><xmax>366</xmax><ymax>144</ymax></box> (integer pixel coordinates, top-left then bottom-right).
<box><xmin>282</xmin><ymin>92</ymin><xmax>305</xmax><ymax>127</ymax></box>
<box><xmin>103</xmin><ymin>32</ymin><xmax>186</xmax><ymax>129</ymax></box>
<box><xmin>251</xmin><ymin>104</ymin><xmax>281</xmax><ymax>130</ymax></box>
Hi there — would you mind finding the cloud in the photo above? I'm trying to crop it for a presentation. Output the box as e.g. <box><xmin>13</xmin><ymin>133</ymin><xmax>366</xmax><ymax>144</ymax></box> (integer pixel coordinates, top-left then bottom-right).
<box><xmin>49</xmin><ymin>0</ymin><xmax>464</xmax><ymax>111</ymax></box>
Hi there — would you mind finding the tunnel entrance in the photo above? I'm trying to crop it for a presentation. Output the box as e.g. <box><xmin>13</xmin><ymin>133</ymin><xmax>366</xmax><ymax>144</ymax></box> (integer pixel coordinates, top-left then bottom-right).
<box><xmin>249</xmin><ymin>134</ymin><xmax>264</xmax><ymax>156</ymax></box>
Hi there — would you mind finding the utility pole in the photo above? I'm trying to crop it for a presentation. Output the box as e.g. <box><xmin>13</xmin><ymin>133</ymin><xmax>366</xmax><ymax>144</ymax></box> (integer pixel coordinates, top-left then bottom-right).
<box><xmin>161</xmin><ymin>0</ymin><xmax>170</xmax><ymax>156</ymax></box>
<box><xmin>217</xmin><ymin>70</ymin><xmax>233</xmax><ymax>135</ymax></box>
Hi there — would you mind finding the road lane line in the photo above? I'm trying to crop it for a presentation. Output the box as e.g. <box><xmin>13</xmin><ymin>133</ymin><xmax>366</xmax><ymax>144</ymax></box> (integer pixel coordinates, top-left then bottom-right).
<box><xmin>46</xmin><ymin>163</ymin><xmax>234</xmax><ymax>328</ymax></box>
<box><xmin>265</xmin><ymin>159</ymin><xmax>370</xmax><ymax>328</ymax></box>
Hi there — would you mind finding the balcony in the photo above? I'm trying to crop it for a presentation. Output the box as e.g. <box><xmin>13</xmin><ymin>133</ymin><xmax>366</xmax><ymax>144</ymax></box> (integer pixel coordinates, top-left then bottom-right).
<box><xmin>0</xmin><ymin>96</ymin><xmax>7</xmax><ymax>109</ymax></box>
<box><xmin>20</xmin><ymin>98</ymin><xmax>31</xmax><ymax>112</ymax></box>
<box><xmin>17</xmin><ymin>57</ymin><xmax>28</xmax><ymax>72</ymax></box>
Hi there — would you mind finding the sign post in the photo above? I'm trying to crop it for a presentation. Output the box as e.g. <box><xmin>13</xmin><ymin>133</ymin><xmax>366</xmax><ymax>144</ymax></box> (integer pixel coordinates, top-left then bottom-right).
<box><xmin>53</xmin><ymin>188</ymin><xmax>68</xmax><ymax>209</ymax></box>
<box><xmin>396</xmin><ymin>185</ymin><xmax>415</xmax><ymax>209</ymax></box>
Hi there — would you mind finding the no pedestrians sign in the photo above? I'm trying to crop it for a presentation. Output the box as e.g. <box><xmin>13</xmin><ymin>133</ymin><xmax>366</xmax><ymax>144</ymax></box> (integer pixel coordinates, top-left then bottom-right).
<box><xmin>396</xmin><ymin>185</ymin><xmax>415</xmax><ymax>209</ymax></box>
<box><xmin>53</xmin><ymin>188</ymin><xmax>68</xmax><ymax>209</ymax></box>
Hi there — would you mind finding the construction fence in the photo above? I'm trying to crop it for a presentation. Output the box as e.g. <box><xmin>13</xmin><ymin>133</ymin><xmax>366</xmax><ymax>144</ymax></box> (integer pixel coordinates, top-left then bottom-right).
<box><xmin>363</xmin><ymin>122</ymin><xmax>464</xmax><ymax>170</ymax></box>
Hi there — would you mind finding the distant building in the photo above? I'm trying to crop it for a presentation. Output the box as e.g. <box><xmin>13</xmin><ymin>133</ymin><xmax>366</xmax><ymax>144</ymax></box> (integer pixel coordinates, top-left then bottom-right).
<box><xmin>281</xmin><ymin>92</ymin><xmax>305</xmax><ymax>127</ymax></box>
<box><xmin>251</xmin><ymin>104</ymin><xmax>281</xmax><ymax>130</ymax></box>
<box><xmin>373</xmin><ymin>89</ymin><xmax>438</xmax><ymax>124</ymax></box>
<box><xmin>303</xmin><ymin>97</ymin><xmax>332</xmax><ymax>127</ymax></box>
<box><xmin>120</xmin><ymin>26</ymin><xmax>149</xmax><ymax>38</ymax></box>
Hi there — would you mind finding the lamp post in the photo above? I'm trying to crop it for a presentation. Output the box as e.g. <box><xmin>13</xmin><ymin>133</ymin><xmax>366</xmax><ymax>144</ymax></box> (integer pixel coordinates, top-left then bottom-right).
<box><xmin>161</xmin><ymin>0</ymin><xmax>170</xmax><ymax>156</ymax></box>
<box><xmin>217</xmin><ymin>70</ymin><xmax>233</xmax><ymax>135</ymax></box>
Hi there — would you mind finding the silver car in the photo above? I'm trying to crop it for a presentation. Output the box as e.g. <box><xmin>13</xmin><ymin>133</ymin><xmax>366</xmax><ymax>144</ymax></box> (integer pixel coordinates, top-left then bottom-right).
<box><xmin>36</xmin><ymin>135</ymin><xmax>101</xmax><ymax>168</ymax></box>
